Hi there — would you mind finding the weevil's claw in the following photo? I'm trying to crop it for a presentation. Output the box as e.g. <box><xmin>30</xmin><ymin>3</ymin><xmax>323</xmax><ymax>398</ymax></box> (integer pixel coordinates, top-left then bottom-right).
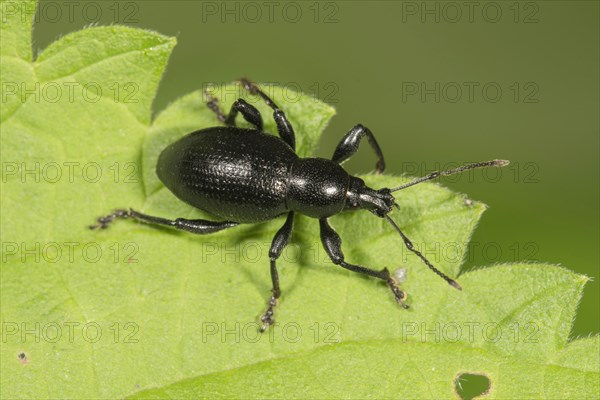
<box><xmin>89</xmin><ymin>209</ymin><xmax>130</xmax><ymax>230</ymax></box>
<box><xmin>259</xmin><ymin>295</ymin><xmax>278</xmax><ymax>332</ymax></box>
<box><xmin>387</xmin><ymin>276</ymin><xmax>410</xmax><ymax>309</ymax></box>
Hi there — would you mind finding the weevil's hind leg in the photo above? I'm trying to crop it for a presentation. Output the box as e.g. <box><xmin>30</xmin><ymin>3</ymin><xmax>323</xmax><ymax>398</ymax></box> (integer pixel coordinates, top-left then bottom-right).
<box><xmin>90</xmin><ymin>209</ymin><xmax>239</xmax><ymax>234</ymax></box>
<box><xmin>239</xmin><ymin>78</ymin><xmax>296</xmax><ymax>151</ymax></box>
<box><xmin>260</xmin><ymin>212</ymin><xmax>294</xmax><ymax>331</ymax></box>
<box><xmin>332</xmin><ymin>124</ymin><xmax>386</xmax><ymax>174</ymax></box>
<box><xmin>319</xmin><ymin>218</ymin><xmax>409</xmax><ymax>308</ymax></box>
<box><xmin>204</xmin><ymin>89</ymin><xmax>264</xmax><ymax>130</ymax></box>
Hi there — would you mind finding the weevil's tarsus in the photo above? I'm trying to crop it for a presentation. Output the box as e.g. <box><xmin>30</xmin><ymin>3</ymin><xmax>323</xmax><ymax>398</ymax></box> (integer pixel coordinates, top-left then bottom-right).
<box><xmin>390</xmin><ymin>159</ymin><xmax>510</xmax><ymax>193</ymax></box>
<box><xmin>384</xmin><ymin>215</ymin><xmax>462</xmax><ymax>290</ymax></box>
<box><xmin>260</xmin><ymin>295</ymin><xmax>278</xmax><ymax>332</ymax></box>
<box><xmin>387</xmin><ymin>276</ymin><xmax>409</xmax><ymax>309</ymax></box>
<box><xmin>89</xmin><ymin>209</ymin><xmax>130</xmax><ymax>229</ymax></box>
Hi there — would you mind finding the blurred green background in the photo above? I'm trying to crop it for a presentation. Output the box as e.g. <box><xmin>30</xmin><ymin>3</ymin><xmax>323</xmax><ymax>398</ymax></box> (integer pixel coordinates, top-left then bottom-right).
<box><xmin>32</xmin><ymin>0</ymin><xmax>598</xmax><ymax>339</ymax></box>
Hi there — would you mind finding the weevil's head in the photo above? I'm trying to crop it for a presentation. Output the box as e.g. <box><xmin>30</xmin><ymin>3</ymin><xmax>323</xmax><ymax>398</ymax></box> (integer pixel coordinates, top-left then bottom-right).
<box><xmin>344</xmin><ymin>176</ymin><xmax>396</xmax><ymax>217</ymax></box>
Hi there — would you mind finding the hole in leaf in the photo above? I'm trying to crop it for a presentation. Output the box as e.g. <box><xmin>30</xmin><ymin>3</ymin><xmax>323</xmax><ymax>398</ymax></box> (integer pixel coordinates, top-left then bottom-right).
<box><xmin>455</xmin><ymin>372</ymin><xmax>490</xmax><ymax>399</ymax></box>
<box><xmin>17</xmin><ymin>352</ymin><xmax>29</xmax><ymax>365</ymax></box>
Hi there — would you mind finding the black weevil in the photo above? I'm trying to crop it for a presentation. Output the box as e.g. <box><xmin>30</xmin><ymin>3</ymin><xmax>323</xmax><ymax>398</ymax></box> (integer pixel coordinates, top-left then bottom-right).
<box><xmin>92</xmin><ymin>78</ymin><xmax>508</xmax><ymax>331</ymax></box>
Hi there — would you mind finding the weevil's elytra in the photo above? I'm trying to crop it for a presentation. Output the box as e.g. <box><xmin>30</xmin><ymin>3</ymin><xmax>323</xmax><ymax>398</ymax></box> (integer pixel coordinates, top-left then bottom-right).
<box><xmin>157</xmin><ymin>128</ymin><xmax>296</xmax><ymax>223</ymax></box>
<box><xmin>92</xmin><ymin>78</ymin><xmax>509</xmax><ymax>331</ymax></box>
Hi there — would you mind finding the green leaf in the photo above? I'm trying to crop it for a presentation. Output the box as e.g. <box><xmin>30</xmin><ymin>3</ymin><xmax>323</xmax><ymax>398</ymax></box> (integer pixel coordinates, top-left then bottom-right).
<box><xmin>1</xmin><ymin>2</ymin><xmax>597</xmax><ymax>399</ymax></box>
<box><xmin>130</xmin><ymin>334</ymin><xmax>600</xmax><ymax>399</ymax></box>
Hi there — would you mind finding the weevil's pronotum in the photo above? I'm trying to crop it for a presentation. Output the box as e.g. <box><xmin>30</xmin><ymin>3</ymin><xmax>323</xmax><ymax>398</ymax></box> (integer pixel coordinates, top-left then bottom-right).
<box><xmin>92</xmin><ymin>78</ymin><xmax>508</xmax><ymax>331</ymax></box>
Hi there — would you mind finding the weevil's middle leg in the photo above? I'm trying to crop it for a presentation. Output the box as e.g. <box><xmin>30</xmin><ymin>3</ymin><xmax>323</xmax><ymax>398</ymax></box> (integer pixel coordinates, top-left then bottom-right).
<box><xmin>260</xmin><ymin>212</ymin><xmax>294</xmax><ymax>331</ymax></box>
<box><xmin>319</xmin><ymin>218</ymin><xmax>409</xmax><ymax>308</ymax></box>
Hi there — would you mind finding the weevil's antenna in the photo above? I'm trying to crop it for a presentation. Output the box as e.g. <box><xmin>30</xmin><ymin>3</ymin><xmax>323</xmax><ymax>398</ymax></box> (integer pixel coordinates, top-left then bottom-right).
<box><xmin>384</xmin><ymin>215</ymin><xmax>462</xmax><ymax>290</ymax></box>
<box><xmin>390</xmin><ymin>159</ymin><xmax>509</xmax><ymax>192</ymax></box>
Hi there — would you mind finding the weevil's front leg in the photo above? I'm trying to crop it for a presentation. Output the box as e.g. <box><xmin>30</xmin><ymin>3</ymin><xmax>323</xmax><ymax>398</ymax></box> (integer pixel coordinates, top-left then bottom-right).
<box><xmin>319</xmin><ymin>218</ymin><xmax>409</xmax><ymax>308</ymax></box>
<box><xmin>90</xmin><ymin>209</ymin><xmax>239</xmax><ymax>234</ymax></box>
<box><xmin>260</xmin><ymin>212</ymin><xmax>294</xmax><ymax>331</ymax></box>
<box><xmin>239</xmin><ymin>78</ymin><xmax>296</xmax><ymax>150</ymax></box>
<box><xmin>332</xmin><ymin>124</ymin><xmax>386</xmax><ymax>174</ymax></box>
<box><xmin>205</xmin><ymin>89</ymin><xmax>264</xmax><ymax>130</ymax></box>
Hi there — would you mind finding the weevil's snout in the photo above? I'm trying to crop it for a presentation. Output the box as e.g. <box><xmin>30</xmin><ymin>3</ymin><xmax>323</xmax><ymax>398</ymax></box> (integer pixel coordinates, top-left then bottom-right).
<box><xmin>345</xmin><ymin>177</ymin><xmax>395</xmax><ymax>217</ymax></box>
